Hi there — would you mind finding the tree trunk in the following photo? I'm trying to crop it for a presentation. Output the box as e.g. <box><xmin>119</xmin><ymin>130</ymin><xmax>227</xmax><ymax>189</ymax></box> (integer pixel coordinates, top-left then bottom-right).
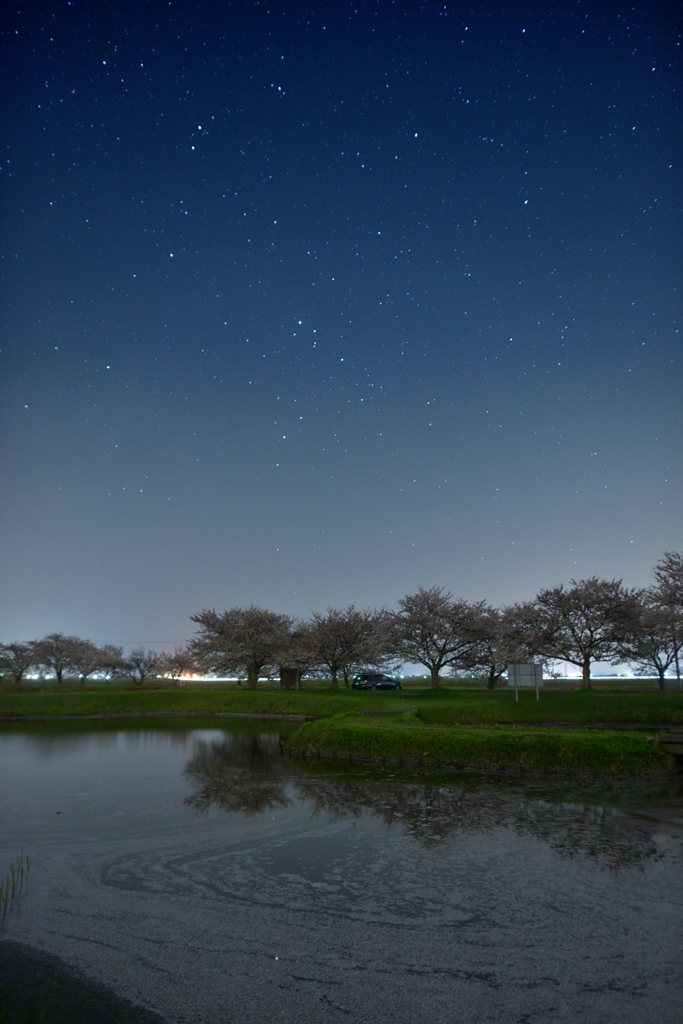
<box><xmin>330</xmin><ymin>668</ymin><xmax>338</xmax><ymax>689</ymax></box>
<box><xmin>658</xmin><ymin>667</ymin><xmax>666</xmax><ymax>692</ymax></box>
<box><xmin>581</xmin><ymin>656</ymin><xmax>591</xmax><ymax>689</ymax></box>
<box><xmin>247</xmin><ymin>666</ymin><xmax>259</xmax><ymax>689</ymax></box>
<box><xmin>486</xmin><ymin>666</ymin><xmax>497</xmax><ymax>690</ymax></box>
<box><xmin>431</xmin><ymin>665</ymin><xmax>440</xmax><ymax>688</ymax></box>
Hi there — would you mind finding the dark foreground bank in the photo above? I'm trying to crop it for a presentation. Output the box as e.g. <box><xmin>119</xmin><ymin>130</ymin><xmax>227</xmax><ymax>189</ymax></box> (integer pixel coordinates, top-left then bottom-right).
<box><xmin>0</xmin><ymin>942</ymin><xmax>166</xmax><ymax>1024</ymax></box>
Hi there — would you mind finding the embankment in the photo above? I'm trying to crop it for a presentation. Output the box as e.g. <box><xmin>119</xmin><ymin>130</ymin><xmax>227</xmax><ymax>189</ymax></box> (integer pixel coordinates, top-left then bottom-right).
<box><xmin>286</xmin><ymin>714</ymin><xmax>671</xmax><ymax>778</ymax></box>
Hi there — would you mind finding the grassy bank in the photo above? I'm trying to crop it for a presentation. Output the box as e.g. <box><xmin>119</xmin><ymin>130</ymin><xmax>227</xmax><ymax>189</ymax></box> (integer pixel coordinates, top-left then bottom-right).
<box><xmin>287</xmin><ymin>714</ymin><xmax>669</xmax><ymax>779</ymax></box>
<box><xmin>0</xmin><ymin>686</ymin><xmax>353</xmax><ymax>720</ymax></box>
<box><xmin>0</xmin><ymin>684</ymin><xmax>681</xmax><ymax>726</ymax></box>
<box><xmin>410</xmin><ymin>688</ymin><xmax>683</xmax><ymax>727</ymax></box>
<box><xmin>1</xmin><ymin>685</ymin><xmax>679</xmax><ymax>778</ymax></box>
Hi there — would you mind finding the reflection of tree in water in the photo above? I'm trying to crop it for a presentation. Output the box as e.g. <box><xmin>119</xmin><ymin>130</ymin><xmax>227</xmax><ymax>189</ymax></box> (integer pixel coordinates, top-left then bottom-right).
<box><xmin>182</xmin><ymin>735</ymin><xmax>682</xmax><ymax>870</ymax></box>
<box><xmin>297</xmin><ymin>776</ymin><xmax>465</xmax><ymax>846</ymax></box>
<box><xmin>183</xmin><ymin>734</ymin><xmax>292</xmax><ymax>816</ymax></box>
<box><xmin>296</xmin><ymin>776</ymin><xmax>676</xmax><ymax>870</ymax></box>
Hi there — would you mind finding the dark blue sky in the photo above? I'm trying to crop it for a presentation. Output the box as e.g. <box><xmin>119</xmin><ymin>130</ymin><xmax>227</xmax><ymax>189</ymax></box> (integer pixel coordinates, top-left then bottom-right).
<box><xmin>1</xmin><ymin>0</ymin><xmax>680</xmax><ymax>647</ymax></box>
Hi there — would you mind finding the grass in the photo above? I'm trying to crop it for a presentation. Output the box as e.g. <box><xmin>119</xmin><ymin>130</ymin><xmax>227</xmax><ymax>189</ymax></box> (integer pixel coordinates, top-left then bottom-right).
<box><xmin>0</xmin><ymin>997</ymin><xmax>44</xmax><ymax>1024</ymax></box>
<box><xmin>410</xmin><ymin>688</ymin><xmax>683</xmax><ymax>726</ymax></box>
<box><xmin>1</xmin><ymin>684</ymin><xmax>680</xmax><ymax>778</ymax></box>
<box><xmin>0</xmin><ymin>686</ymin><xmax>356</xmax><ymax>720</ymax></box>
<box><xmin>1</xmin><ymin>683</ymin><xmax>682</xmax><ymax>726</ymax></box>
<box><xmin>287</xmin><ymin>714</ymin><xmax>668</xmax><ymax>779</ymax></box>
<box><xmin>0</xmin><ymin>852</ymin><xmax>31</xmax><ymax>924</ymax></box>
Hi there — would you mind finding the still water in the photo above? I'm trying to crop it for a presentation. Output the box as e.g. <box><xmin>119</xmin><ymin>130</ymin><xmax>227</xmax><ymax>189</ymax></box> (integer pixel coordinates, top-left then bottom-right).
<box><xmin>1</xmin><ymin>719</ymin><xmax>682</xmax><ymax>1023</ymax></box>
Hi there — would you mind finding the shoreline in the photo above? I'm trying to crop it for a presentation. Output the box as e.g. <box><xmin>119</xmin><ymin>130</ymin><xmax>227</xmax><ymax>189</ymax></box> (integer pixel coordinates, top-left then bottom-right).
<box><xmin>288</xmin><ymin>716</ymin><xmax>675</xmax><ymax>780</ymax></box>
<box><xmin>1</xmin><ymin>709</ymin><xmax>681</xmax><ymax>731</ymax></box>
<box><xmin>0</xmin><ymin>710</ymin><xmax>312</xmax><ymax>722</ymax></box>
<box><xmin>0</xmin><ymin>939</ymin><xmax>167</xmax><ymax>1024</ymax></box>
<box><xmin>286</xmin><ymin>745</ymin><xmax>674</xmax><ymax>780</ymax></box>
<box><xmin>2</xmin><ymin>690</ymin><xmax>681</xmax><ymax>781</ymax></box>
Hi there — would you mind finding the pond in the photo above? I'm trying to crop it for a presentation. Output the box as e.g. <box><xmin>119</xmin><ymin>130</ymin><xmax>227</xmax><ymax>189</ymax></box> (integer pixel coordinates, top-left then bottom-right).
<box><xmin>1</xmin><ymin>720</ymin><xmax>682</xmax><ymax>1023</ymax></box>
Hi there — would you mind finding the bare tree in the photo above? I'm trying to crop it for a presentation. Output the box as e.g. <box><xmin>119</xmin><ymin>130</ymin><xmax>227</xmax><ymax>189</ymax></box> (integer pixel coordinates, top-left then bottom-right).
<box><xmin>0</xmin><ymin>642</ymin><xmax>38</xmax><ymax>685</ymax></box>
<box><xmin>619</xmin><ymin>595</ymin><xmax>683</xmax><ymax>690</ymax></box>
<box><xmin>306</xmin><ymin>606</ymin><xmax>384</xmax><ymax>688</ymax></box>
<box><xmin>34</xmin><ymin>633</ymin><xmax>82</xmax><ymax>683</ymax></box>
<box><xmin>652</xmin><ymin>550</ymin><xmax>683</xmax><ymax>688</ymax></box>
<box><xmin>189</xmin><ymin>606</ymin><xmax>294</xmax><ymax>688</ymax></box>
<box><xmin>125</xmin><ymin>647</ymin><xmax>160</xmax><ymax>686</ymax></box>
<box><xmin>526</xmin><ymin>578</ymin><xmax>642</xmax><ymax>688</ymax></box>
<box><xmin>390</xmin><ymin>586</ymin><xmax>485</xmax><ymax>688</ymax></box>
<box><xmin>159</xmin><ymin>645</ymin><xmax>199</xmax><ymax>685</ymax></box>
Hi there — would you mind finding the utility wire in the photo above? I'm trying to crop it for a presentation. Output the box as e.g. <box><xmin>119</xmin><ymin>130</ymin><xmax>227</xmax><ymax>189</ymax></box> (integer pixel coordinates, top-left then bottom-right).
<box><xmin>96</xmin><ymin>640</ymin><xmax>188</xmax><ymax>645</ymax></box>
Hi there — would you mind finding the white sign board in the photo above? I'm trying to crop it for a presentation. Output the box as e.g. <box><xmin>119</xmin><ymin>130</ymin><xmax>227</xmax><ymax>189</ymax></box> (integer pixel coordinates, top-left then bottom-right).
<box><xmin>508</xmin><ymin>663</ymin><xmax>543</xmax><ymax>701</ymax></box>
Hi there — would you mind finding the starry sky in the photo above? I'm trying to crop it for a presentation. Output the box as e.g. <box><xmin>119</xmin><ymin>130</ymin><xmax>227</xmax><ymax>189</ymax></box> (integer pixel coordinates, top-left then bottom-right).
<box><xmin>1</xmin><ymin>0</ymin><xmax>681</xmax><ymax>648</ymax></box>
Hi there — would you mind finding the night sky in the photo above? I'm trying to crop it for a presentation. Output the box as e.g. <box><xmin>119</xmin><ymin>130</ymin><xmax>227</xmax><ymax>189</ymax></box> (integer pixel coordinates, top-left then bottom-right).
<box><xmin>1</xmin><ymin>0</ymin><xmax>681</xmax><ymax>648</ymax></box>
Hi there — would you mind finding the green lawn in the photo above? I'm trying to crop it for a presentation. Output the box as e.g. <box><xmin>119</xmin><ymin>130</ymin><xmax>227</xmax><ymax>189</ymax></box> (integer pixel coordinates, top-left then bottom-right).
<box><xmin>1</xmin><ymin>683</ymin><xmax>681</xmax><ymax>726</ymax></box>
<box><xmin>287</xmin><ymin>713</ymin><xmax>668</xmax><ymax>779</ymax></box>
<box><xmin>0</xmin><ymin>685</ymin><xmax>355</xmax><ymax>720</ymax></box>
<box><xmin>410</xmin><ymin>688</ymin><xmax>683</xmax><ymax>726</ymax></box>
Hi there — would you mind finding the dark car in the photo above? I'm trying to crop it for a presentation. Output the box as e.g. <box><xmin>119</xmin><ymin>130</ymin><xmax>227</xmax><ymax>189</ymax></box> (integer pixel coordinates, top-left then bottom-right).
<box><xmin>351</xmin><ymin>673</ymin><xmax>403</xmax><ymax>690</ymax></box>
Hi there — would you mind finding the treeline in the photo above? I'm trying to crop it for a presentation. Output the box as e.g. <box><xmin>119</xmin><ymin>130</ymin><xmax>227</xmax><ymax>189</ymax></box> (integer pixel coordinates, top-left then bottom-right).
<box><xmin>0</xmin><ymin>635</ymin><xmax>186</xmax><ymax>687</ymax></box>
<box><xmin>188</xmin><ymin>551</ymin><xmax>682</xmax><ymax>690</ymax></box>
<box><xmin>2</xmin><ymin>551</ymin><xmax>682</xmax><ymax>691</ymax></box>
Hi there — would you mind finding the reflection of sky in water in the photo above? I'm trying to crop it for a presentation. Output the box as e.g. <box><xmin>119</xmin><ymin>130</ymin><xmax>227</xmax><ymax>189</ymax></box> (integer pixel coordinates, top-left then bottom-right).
<box><xmin>1</xmin><ymin>723</ymin><xmax>681</xmax><ymax>870</ymax></box>
<box><xmin>1</xmin><ymin>724</ymin><xmax>682</xmax><ymax>1024</ymax></box>
<box><xmin>181</xmin><ymin>732</ymin><xmax>683</xmax><ymax>872</ymax></box>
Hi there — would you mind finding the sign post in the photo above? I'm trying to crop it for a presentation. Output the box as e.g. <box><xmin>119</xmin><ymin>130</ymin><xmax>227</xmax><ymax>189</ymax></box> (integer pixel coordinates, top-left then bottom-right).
<box><xmin>508</xmin><ymin>663</ymin><xmax>543</xmax><ymax>702</ymax></box>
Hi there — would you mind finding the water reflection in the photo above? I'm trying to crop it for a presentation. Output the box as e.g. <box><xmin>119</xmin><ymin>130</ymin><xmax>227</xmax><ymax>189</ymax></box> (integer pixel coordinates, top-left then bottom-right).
<box><xmin>183</xmin><ymin>733</ymin><xmax>683</xmax><ymax>871</ymax></box>
<box><xmin>23</xmin><ymin>730</ymin><xmax>119</xmax><ymax>759</ymax></box>
<box><xmin>184</xmin><ymin>734</ymin><xmax>293</xmax><ymax>816</ymax></box>
<box><xmin>2</xmin><ymin>725</ymin><xmax>681</xmax><ymax>1022</ymax></box>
